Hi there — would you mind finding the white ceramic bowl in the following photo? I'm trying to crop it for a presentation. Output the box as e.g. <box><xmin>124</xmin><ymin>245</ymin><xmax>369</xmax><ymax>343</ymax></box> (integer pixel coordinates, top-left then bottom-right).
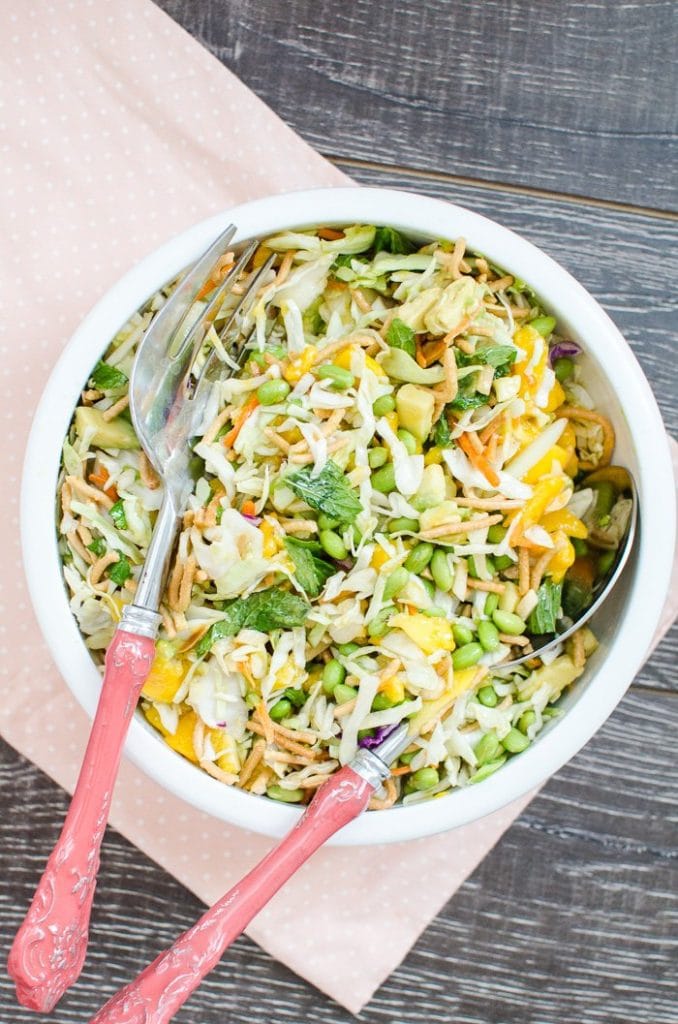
<box><xmin>23</xmin><ymin>187</ymin><xmax>675</xmax><ymax>845</ymax></box>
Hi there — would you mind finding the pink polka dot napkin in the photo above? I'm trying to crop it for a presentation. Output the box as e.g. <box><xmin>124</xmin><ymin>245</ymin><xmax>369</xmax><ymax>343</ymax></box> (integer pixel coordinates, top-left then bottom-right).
<box><xmin>1</xmin><ymin>1</ymin><xmax>676</xmax><ymax>1014</ymax></box>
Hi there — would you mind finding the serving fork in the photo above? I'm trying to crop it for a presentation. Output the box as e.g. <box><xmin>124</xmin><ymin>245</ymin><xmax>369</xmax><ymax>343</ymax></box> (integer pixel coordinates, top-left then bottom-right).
<box><xmin>9</xmin><ymin>224</ymin><xmax>273</xmax><ymax>1012</ymax></box>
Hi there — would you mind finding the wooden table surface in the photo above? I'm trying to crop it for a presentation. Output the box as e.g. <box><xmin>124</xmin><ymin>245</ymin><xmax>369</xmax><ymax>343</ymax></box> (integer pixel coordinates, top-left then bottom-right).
<box><xmin>2</xmin><ymin>2</ymin><xmax>676</xmax><ymax>1021</ymax></box>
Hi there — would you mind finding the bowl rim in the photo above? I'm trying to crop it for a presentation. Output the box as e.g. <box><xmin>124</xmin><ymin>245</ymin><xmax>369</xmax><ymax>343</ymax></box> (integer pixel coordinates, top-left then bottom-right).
<box><xmin>22</xmin><ymin>185</ymin><xmax>675</xmax><ymax>845</ymax></box>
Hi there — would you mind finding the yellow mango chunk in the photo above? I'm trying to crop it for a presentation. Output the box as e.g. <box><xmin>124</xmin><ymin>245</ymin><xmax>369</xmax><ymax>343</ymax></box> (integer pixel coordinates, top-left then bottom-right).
<box><xmin>371</xmin><ymin>545</ymin><xmax>391</xmax><ymax>570</ymax></box>
<box><xmin>407</xmin><ymin>668</ymin><xmax>477</xmax><ymax>735</ymax></box>
<box><xmin>209</xmin><ymin>729</ymin><xmax>240</xmax><ymax>774</ymax></box>
<box><xmin>283</xmin><ymin>346</ymin><xmax>317</xmax><ymax>383</ymax></box>
<box><xmin>541</xmin><ymin>509</ymin><xmax>588</xmax><ymax>539</ymax></box>
<box><xmin>543</xmin><ymin>379</ymin><xmax>566</xmax><ymax>413</ymax></box>
<box><xmin>141</xmin><ymin>642</ymin><xmax>185</xmax><ymax>703</ymax></box>
<box><xmin>524</xmin><ymin>444</ymin><xmax>570</xmax><ymax>484</ymax></box>
<box><xmin>380</xmin><ymin>676</ymin><xmax>405</xmax><ymax>704</ymax></box>
<box><xmin>144</xmin><ymin>705</ymin><xmax>199</xmax><ymax>764</ymax></box>
<box><xmin>546</xmin><ymin>531</ymin><xmax>575</xmax><ymax>582</ymax></box>
<box><xmin>390</xmin><ymin>613</ymin><xmax>455</xmax><ymax>656</ymax></box>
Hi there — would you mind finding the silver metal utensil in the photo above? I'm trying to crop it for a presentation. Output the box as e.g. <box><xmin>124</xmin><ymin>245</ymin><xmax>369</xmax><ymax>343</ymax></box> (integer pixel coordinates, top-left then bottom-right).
<box><xmin>9</xmin><ymin>224</ymin><xmax>273</xmax><ymax>1012</ymax></box>
<box><xmin>501</xmin><ymin>474</ymin><xmax>638</xmax><ymax>670</ymax></box>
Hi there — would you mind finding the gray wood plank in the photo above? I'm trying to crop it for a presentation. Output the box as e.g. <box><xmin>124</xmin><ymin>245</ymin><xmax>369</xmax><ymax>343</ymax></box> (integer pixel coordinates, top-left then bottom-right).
<box><xmin>1</xmin><ymin>688</ymin><xmax>676</xmax><ymax>1023</ymax></box>
<box><xmin>154</xmin><ymin>0</ymin><xmax>678</xmax><ymax>211</ymax></box>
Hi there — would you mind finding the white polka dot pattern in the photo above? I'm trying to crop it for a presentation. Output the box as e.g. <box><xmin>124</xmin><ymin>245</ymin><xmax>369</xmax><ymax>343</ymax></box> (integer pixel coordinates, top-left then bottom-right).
<box><xmin>2</xmin><ymin>1</ymin><xmax>676</xmax><ymax>1015</ymax></box>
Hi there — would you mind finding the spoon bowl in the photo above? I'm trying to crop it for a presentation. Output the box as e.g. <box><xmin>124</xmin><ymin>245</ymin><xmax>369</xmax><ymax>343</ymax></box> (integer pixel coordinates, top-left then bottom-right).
<box><xmin>500</xmin><ymin>473</ymin><xmax>639</xmax><ymax>670</ymax></box>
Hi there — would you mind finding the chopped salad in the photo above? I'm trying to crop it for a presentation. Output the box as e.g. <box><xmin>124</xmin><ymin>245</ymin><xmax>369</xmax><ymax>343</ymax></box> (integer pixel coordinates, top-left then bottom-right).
<box><xmin>58</xmin><ymin>223</ymin><xmax>633</xmax><ymax>808</ymax></box>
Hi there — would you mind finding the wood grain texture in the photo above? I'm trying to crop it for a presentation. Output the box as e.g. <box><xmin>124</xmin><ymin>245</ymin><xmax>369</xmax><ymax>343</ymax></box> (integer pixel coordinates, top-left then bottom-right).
<box><xmin>155</xmin><ymin>0</ymin><xmax>678</xmax><ymax>211</ymax></box>
<box><xmin>1</xmin><ymin>688</ymin><xmax>676</xmax><ymax>1023</ymax></box>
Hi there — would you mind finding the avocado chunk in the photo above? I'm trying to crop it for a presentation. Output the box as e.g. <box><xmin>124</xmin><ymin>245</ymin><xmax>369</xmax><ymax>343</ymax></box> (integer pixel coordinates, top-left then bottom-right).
<box><xmin>74</xmin><ymin>406</ymin><xmax>139</xmax><ymax>450</ymax></box>
<box><xmin>412</xmin><ymin>464</ymin><xmax>446</xmax><ymax>511</ymax></box>
<box><xmin>395</xmin><ymin>384</ymin><xmax>434</xmax><ymax>443</ymax></box>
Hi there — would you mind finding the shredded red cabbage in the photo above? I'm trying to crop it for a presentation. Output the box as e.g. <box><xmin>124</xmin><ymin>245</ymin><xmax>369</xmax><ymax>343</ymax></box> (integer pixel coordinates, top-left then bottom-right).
<box><xmin>549</xmin><ymin>341</ymin><xmax>581</xmax><ymax>364</ymax></box>
<box><xmin>242</xmin><ymin>513</ymin><xmax>262</xmax><ymax>525</ymax></box>
<box><xmin>358</xmin><ymin>723</ymin><xmax>399</xmax><ymax>750</ymax></box>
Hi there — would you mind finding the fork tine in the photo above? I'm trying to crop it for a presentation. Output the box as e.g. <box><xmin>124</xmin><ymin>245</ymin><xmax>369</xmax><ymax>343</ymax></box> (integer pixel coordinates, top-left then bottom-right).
<box><xmin>170</xmin><ymin>239</ymin><xmax>258</xmax><ymax>365</ymax></box>
<box><xmin>189</xmin><ymin>253</ymin><xmax>276</xmax><ymax>400</ymax></box>
<box><xmin>147</xmin><ymin>223</ymin><xmax>236</xmax><ymax>360</ymax></box>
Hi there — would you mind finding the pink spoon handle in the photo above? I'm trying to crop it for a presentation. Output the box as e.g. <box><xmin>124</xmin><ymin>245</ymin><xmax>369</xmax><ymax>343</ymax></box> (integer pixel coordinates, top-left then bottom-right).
<box><xmin>8</xmin><ymin>627</ymin><xmax>155</xmax><ymax>1013</ymax></box>
<box><xmin>89</xmin><ymin>764</ymin><xmax>375</xmax><ymax>1024</ymax></box>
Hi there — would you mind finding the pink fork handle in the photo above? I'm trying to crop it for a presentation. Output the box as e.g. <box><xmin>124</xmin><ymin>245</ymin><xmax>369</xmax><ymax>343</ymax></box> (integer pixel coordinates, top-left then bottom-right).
<box><xmin>89</xmin><ymin>764</ymin><xmax>375</xmax><ymax>1024</ymax></box>
<box><xmin>8</xmin><ymin>628</ymin><xmax>155</xmax><ymax>1013</ymax></box>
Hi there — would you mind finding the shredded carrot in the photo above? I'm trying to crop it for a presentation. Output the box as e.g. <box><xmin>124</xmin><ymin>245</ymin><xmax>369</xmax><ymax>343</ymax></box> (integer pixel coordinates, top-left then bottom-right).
<box><xmin>222</xmin><ymin>394</ymin><xmax>259</xmax><ymax>448</ymax></box>
<box><xmin>88</xmin><ymin>466</ymin><xmax>109</xmax><ymax>489</ymax></box>
<box><xmin>391</xmin><ymin>765</ymin><xmax>413</xmax><ymax>777</ymax></box>
<box><xmin>317</xmin><ymin>227</ymin><xmax>345</xmax><ymax>241</ymax></box>
<box><xmin>458</xmin><ymin>432</ymin><xmax>500</xmax><ymax>487</ymax></box>
<box><xmin>241</xmin><ymin>499</ymin><xmax>257</xmax><ymax>517</ymax></box>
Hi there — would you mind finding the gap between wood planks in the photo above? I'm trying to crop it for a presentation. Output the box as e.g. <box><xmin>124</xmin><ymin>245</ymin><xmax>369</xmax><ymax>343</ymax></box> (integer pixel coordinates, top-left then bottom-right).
<box><xmin>330</xmin><ymin>154</ymin><xmax>678</xmax><ymax>223</ymax></box>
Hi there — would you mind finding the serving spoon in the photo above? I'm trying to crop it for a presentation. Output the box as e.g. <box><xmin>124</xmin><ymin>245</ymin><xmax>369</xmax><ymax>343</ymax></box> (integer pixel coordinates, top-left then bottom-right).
<box><xmin>8</xmin><ymin>226</ymin><xmax>274</xmax><ymax>1012</ymax></box>
<box><xmin>500</xmin><ymin>474</ymin><xmax>638</xmax><ymax>670</ymax></box>
<box><xmin>85</xmin><ymin>491</ymin><xmax>639</xmax><ymax>1024</ymax></box>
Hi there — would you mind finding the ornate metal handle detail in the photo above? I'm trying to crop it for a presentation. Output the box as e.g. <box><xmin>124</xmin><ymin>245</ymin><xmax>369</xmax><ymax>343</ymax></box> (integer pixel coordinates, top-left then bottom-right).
<box><xmin>8</xmin><ymin>628</ymin><xmax>156</xmax><ymax>1013</ymax></box>
<box><xmin>89</xmin><ymin>765</ymin><xmax>374</xmax><ymax>1023</ymax></box>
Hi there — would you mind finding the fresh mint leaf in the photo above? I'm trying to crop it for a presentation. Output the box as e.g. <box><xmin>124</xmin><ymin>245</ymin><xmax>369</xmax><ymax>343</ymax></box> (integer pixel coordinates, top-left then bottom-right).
<box><xmin>386</xmin><ymin>318</ymin><xmax>416</xmax><ymax>358</ymax></box>
<box><xmin>87</xmin><ymin>536</ymin><xmax>106</xmax><ymax>557</ymax></box>
<box><xmin>90</xmin><ymin>360</ymin><xmax>128</xmax><ymax>392</ymax></box>
<box><xmin>109</xmin><ymin>499</ymin><xmax>127</xmax><ymax>530</ymax></box>
<box><xmin>432</xmin><ymin>415</ymin><xmax>451</xmax><ymax>448</ymax></box>
<box><xmin>447</xmin><ymin>392</ymin><xmax>487</xmax><ymax>413</ymax></box>
<box><xmin>109</xmin><ymin>552</ymin><xmax>131</xmax><ymax>586</ymax></box>
<box><xmin>374</xmin><ymin>226</ymin><xmax>415</xmax><ymax>255</ymax></box>
<box><xmin>287</xmin><ymin>459</ymin><xmax>362</xmax><ymax>524</ymax></box>
<box><xmin>284</xmin><ymin>537</ymin><xmax>334</xmax><ymax>597</ymax></box>
<box><xmin>196</xmin><ymin>587</ymin><xmax>310</xmax><ymax>656</ymax></box>
<box><xmin>528</xmin><ymin>580</ymin><xmax>563</xmax><ymax>634</ymax></box>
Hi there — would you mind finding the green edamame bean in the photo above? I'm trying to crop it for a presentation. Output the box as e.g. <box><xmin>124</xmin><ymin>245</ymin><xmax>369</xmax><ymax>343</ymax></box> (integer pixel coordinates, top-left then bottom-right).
<box><xmin>245</xmin><ymin>690</ymin><xmax>260</xmax><ymax>709</ymax></box>
<box><xmin>373</xmin><ymin>394</ymin><xmax>396</xmax><ymax>417</ymax></box>
<box><xmin>256</xmin><ymin>378</ymin><xmax>291</xmax><ymax>405</ymax></box>
<box><xmin>519</xmin><ymin>709</ymin><xmax>536</xmax><ymax>735</ymax></box>
<box><xmin>492</xmin><ymin>609</ymin><xmax>526</xmax><ymax>635</ymax></box>
<box><xmin>477</xmin><ymin>619</ymin><xmax>500</xmax><ymax>652</ymax></box>
<box><xmin>371</xmin><ymin>463</ymin><xmax>397</xmax><ymax>493</ymax></box>
<box><xmin>319</xmin><ymin>529</ymin><xmax>348</xmax><ymax>561</ymax></box>
<box><xmin>467</xmin><ymin>554</ymin><xmax>480</xmax><ymax>579</ymax></box>
<box><xmin>372</xmin><ymin>692</ymin><xmax>396</xmax><ymax>712</ymax></box>
<box><xmin>529</xmin><ymin>315</ymin><xmax>557</xmax><ymax>338</ymax></box>
<box><xmin>591</xmin><ymin>480</ymin><xmax>616</xmax><ymax>519</ymax></box>
<box><xmin>270</xmin><ymin>698</ymin><xmax>292</xmax><ymax>722</ymax></box>
<box><xmin>368</xmin><ymin>446</ymin><xmax>389</xmax><ymax>469</ymax></box>
<box><xmin>474</xmin><ymin>732</ymin><xmax>502</xmax><ymax>765</ymax></box>
<box><xmin>487</xmin><ymin>524</ymin><xmax>507</xmax><ymax>543</ymax></box>
<box><xmin>322</xmin><ymin>659</ymin><xmax>346</xmax><ymax>695</ymax></box>
<box><xmin>404</xmin><ymin>542</ymin><xmax>434</xmax><ymax>574</ymax></box>
<box><xmin>494</xmin><ymin>554</ymin><xmax>514</xmax><ymax>571</ymax></box>
<box><xmin>388</xmin><ymin>517</ymin><xmax>419</xmax><ymax>534</ymax></box>
<box><xmin>469</xmin><ymin>757</ymin><xmax>506</xmax><ymax>784</ymax></box>
<box><xmin>400</xmin><ymin>750</ymin><xmax>417</xmax><ymax>765</ymax></box>
<box><xmin>317</xmin><ymin>512</ymin><xmax>340</xmax><ymax>531</ymax></box>
<box><xmin>598</xmin><ymin>549</ymin><xmax>616</xmax><ymax>575</ymax></box>
<box><xmin>367</xmin><ymin>606</ymin><xmax>393</xmax><ymax>639</ymax></box>
<box><xmin>484</xmin><ymin>592</ymin><xmax>499</xmax><ymax>617</ymax></box>
<box><xmin>267</xmin><ymin>784</ymin><xmax>304</xmax><ymax>803</ymax></box>
<box><xmin>317</xmin><ymin>364</ymin><xmax>355</xmax><ymax>390</ymax></box>
<box><xmin>452</xmin><ymin>642</ymin><xmax>484</xmax><ymax>670</ymax></box>
<box><xmin>554</xmin><ymin>357</ymin><xmax>574</xmax><ymax>382</ymax></box>
<box><xmin>411</xmin><ymin>767</ymin><xmax>439</xmax><ymax>791</ymax></box>
<box><xmin>430</xmin><ymin>549</ymin><xmax>453</xmax><ymax>592</ymax></box>
<box><xmin>452</xmin><ymin>623</ymin><xmax>474</xmax><ymax>647</ymax></box>
<box><xmin>571</xmin><ymin>537</ymin><xmax>589</xmax><ymax>558</ymax></box>
<box><xmin>502</xmin><ymin>727</ymin><xmax>530</xmax><ymax>753</ymax></box>
<box><xmin>477</xmin><ymin>685</ymin><xmax>498</xmax><ymax>708</ymax></box>
<box><xmin>334</xmin><ymin>683</ymin><xmax>359</xmax><ymax>705</ymax></box>
<box><xmin>383</xmin><ymin>567</ymin><xmax>410</xmax><ymax>601</ymax></box>
<box><xmin>336</xmin><ymin>642</ymin><xmax>360</xmax><ymax>656</ymax></box>
<box><xmin>420</xmin><ymin>576</ymin><xmax>436</xmax><ymax>600</ymax></box>
<box><xmin>397</xmin><ymin>428</ymin><xmax>418</xmax><ymax>455</ymax></box>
